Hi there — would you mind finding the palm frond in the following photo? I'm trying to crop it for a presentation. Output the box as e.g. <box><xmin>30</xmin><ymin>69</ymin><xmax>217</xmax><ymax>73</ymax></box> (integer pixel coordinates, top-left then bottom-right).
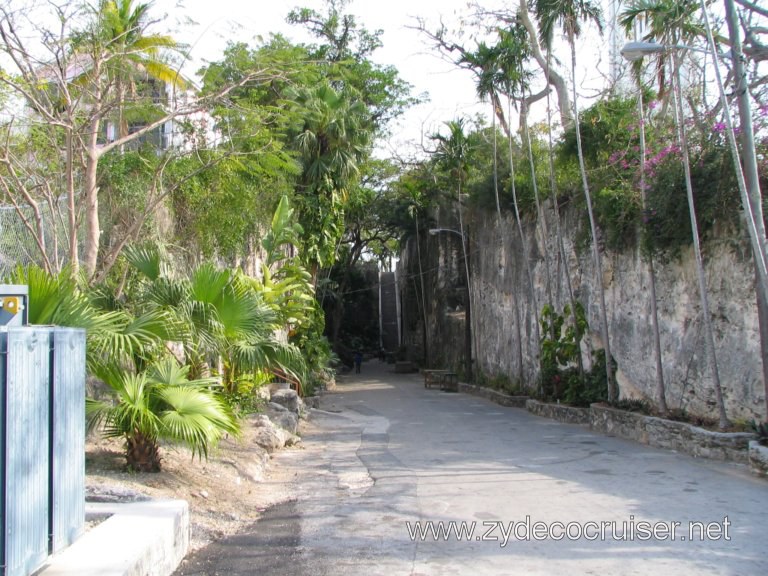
<box><xmin>157</xmin><ymin>385</ymin><xmax>239</xmax><ymax>458</ymax></box>
<box><xmin>124</xmin><ymin>243</ymin><xmax>165</xmax><ymax>281</ymax></box>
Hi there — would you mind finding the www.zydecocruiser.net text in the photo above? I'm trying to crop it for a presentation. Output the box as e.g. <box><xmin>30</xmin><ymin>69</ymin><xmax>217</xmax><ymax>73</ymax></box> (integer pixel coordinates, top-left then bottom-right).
<box><xmin>406</xmin><ymin>516</ymin><xmax>731</xmax><ymax>547</ymax></box>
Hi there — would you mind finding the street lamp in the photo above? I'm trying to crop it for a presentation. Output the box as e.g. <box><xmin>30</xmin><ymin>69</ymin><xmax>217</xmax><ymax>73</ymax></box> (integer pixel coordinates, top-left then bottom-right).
<box><xmin>429</xmin><ymin>227</ymin><xmax>472</xmax><ymax>383</ymax></box>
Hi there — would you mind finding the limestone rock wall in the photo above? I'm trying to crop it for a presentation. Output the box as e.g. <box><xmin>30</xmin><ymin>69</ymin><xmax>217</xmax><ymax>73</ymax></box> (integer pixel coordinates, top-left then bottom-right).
<box><xmin>399</xmin><ymin>204</ymin><xmax>765</xmax><ymax>422</ymax></box>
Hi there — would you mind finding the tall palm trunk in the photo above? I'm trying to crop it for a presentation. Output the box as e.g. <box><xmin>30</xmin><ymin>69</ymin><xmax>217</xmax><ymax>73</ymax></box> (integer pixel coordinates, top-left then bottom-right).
<box><xmin>636</xmin><ymin>73</ymin><xmax>667</xmax><ymax>414</ymax></box>
<box><xmin>671</xmin><ymin>54</ymin><xmax>728</xmax><ymax>429</ymax></box>
<box><xmin>491</xmin><ymin>106</ymin><xmax>524</xmax><ymax>381</ymax></box>
<box><xmin>521</xmin><ymin>96</ymin><xmax>554</xmax><ymax>308</ymax></box>
<box><xmin>569</xmin><ymin>34</ymin><xmax>615</xmax><ymax>402</ymax></box>
<box><xmin>544</xmin><ymin>51</ymin><xmax>584</xmax><ymax>377</ymax></box>
<box><xmin>414</xmin><ymin>217</ymin><xmax>430</xmax><ymax>367</ymax></box>
<box><xmin>456</xmin><ymin>177</ymin><xmax>473</xmax><ymax>382</ymax></box>
<box><xmin>506</xmin><ymin>97</ymin><xmax>541</xmax><ymax>369</ymax></box>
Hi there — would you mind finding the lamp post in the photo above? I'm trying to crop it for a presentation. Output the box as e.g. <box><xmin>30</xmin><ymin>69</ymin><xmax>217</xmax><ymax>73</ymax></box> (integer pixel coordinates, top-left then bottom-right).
<box><xmin>430</xmin><ymin>227</ymin><xmax>472</xmax><ymax>382</ymax></box>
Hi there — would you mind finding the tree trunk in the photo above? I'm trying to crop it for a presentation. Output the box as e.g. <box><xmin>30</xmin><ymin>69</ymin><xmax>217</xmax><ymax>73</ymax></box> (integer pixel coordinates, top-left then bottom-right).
<box><xmin>65</xmin><ymin>126</ymin><xmax>79</xmax><ymax>274</ymax></box>
<box><xmin>518</xmin><ymin>0</ymin><xmax>573</xmax><ymax>128</ymax></box>
<box><xmin>521</xmin><ymin>96</ymin><xmax>554</xmax><ymax>309</ymax></box>
<box><xmin>126</xmin><ymin>432</ymin><xmax>161</xmax><ymax>472</ymax></box>
<box><xmin>414</xmin><ymin>219</ymin><xmax>430</xmax><ymax>367</ymax></box>
<box><xmin>544</xmin><ymin>52</ymin><xmax>583</xmax><ymax>377</ymax></box>
<box><xmin>671</xmin><ymin>54</ymin><xmax>728</xmax><ymax>429</ymax></box>
<box><xmin>83</xmin><ymin>102</ymin><xmax>103</xmax><ymax>280</ymax></box>
<box><xmin>507</xmin><ymin>97</ymin><xmax>541</xmax><ymax>367</ymax></box>
<box><xmin>570</xmin><ymin>38</ymin><xmax>615</xmax><ymax>402</ymax></box>
<box><xmin>636</xmin><ymin>90</ymin><xmax>667</xmax><ymax>414</ymax></box>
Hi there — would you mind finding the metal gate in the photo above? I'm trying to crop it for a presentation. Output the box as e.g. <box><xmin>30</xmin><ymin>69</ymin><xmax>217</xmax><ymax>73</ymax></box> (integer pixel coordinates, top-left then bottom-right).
<box><xmin>0</xmin><ymin>326</ymin><xmax>86</xmax><ymax>576</ymax></box>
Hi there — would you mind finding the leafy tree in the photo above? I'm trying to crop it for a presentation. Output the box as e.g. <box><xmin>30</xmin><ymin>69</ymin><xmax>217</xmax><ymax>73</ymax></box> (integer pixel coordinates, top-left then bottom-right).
<box><xmin>288</xmin><ymin>81</ymin><xmax>372</xmax><ymax>281</ymax></box>
<box><xmin>0</xmin><ymin>0</ymin><xmax>281</xmax><ymax>280</ymax></box>
<box><xmin>287</xmin><ymin>0</ymin><xmax>418</xmax><ymax>135</ymax></box>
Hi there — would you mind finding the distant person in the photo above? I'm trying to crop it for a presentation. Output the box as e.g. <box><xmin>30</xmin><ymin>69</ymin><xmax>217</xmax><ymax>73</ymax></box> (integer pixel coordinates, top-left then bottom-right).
<box><xmin>379</xmin><ymin>348</ymin><xmax>386</xmax><ymax>362</ymax></box>
<box><xmin>354</xmin><ymin>351</ymin><xmax>363</xmax><ymax>374</ymax></box>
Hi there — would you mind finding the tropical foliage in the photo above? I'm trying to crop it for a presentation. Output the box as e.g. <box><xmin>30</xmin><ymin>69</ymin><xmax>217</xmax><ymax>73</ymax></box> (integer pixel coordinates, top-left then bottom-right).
<box><xmin>86</xmin><ymin>359</ymin><xmax>239</xmax><ymax>472</ymax></box>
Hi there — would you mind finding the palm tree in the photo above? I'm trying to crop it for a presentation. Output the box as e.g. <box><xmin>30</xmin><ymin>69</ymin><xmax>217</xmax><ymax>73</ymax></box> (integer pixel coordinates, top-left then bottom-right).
<box><xmin>122</xmin><ymin>247</ymin><xmax>306</xmax><ymax>394</ymax></box>
<box><xmin>534</xmin><ymin>0</ymin><xmax>616</xmax><ymax>401</ymax></box>
<box><xmin>99</xmin><ymin>0</ymin><xmax>187</xmax><ymax>141</ymax></box>
<box><xmin>621</xmin><ymin>0</ymin><xmax>729</xmax><ymax>426</ymax></box>
<box><xmin>289</xmin><ymin>82</ymin><xmax>371</xmax><ymax>283</ymax></box>
<box><xmin>462</xmin><ymin>29</ymin><xmax>538</xmax><ymax>380</ymax></box>
<box><xmin>87</xmin><ymin>358</ymin><xmax>239</xmax><ymax>472</ymax></box>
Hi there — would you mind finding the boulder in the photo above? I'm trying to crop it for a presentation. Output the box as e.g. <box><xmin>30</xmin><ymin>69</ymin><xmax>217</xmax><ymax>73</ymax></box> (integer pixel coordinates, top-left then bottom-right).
<box><xmin>252</xmin><ymin>425</ymin><xmax>283</xmax><ymax>453</ymax></box>
<box><xmin>270</xmin><ymin>389</ymin><xmax>304</xmax><ymax>415</ymax></box>
<box><xmin>86</xmin><ymin>484</ymin><xmax>152</xmax><ymax>503</ymax></box>
<box><xmin>267</xmin><ymin>408</ymin><xmax>299</xmax><ymax>435</ymax></box>
<box><xmin>249</xmin><ymin>413</ymin><xmax>300</xmax><ymax>452</ymax></box>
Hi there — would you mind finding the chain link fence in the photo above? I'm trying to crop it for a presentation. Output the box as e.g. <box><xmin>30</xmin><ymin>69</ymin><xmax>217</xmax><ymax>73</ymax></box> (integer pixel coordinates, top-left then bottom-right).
<box><xmin>0</xmin><ymin>196</ymin><xmax>79</xmax><ymax>278</ymax></box>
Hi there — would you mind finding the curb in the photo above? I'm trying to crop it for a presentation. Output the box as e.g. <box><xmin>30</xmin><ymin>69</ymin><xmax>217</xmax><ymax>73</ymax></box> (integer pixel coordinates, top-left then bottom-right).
<box><xmin>36</xmin><ymin>499</ymin><xmax>189</xmax><ymax>576</ymax></box>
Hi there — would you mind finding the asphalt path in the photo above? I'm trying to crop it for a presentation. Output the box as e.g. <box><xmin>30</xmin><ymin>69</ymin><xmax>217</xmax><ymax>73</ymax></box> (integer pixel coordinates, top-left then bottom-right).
<box><xmin>174</xmin><ymin>360</ymin><xmax>768</xmax><ymax>575</ymax></box>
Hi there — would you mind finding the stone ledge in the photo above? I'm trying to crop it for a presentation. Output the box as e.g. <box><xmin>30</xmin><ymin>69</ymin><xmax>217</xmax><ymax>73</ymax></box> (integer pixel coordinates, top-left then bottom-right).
<box><xmin>590</xmin><ymin>404</ymin><xmax>754</xmax><ymax>463</ymax></box>
<box><xmin>748</xmin><ymin>441</ymin><xmax>768</xmax><ymax>477</ymax></box>
<box><xmin>525</xmin><ymin>399</ymin><xmax>591</xmax><ymax>425</ymax></box>
<box><xmin>458</xmin><ymin>383</ymin><xmax>529</xmax><ymax>408</ymax></box>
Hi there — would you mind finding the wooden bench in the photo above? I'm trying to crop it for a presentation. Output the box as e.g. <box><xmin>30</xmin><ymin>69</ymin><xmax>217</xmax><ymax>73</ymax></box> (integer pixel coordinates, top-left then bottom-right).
<box><xmin>423</xmin><ymin>369</ymin><xmax>459</xmax><ymax>392</ymax></box>
<box><xmin>439</xmin><ymin>371</ymin><xmax>459</xmax><ymax>392</ymax></box>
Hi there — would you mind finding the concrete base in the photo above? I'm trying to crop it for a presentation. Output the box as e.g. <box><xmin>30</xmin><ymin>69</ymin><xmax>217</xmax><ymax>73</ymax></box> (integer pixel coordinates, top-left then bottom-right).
<box><xmin>36</xmin><ymin>499</ymin><xmax>189</xmax><ymax>576</ymax></box>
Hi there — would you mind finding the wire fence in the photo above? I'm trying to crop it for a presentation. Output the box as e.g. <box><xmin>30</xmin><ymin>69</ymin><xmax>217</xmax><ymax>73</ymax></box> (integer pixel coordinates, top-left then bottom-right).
<box><xmin>0</xmin><ymin>196</ymin><xmax>79</xmax><ymax>278</ymax></box>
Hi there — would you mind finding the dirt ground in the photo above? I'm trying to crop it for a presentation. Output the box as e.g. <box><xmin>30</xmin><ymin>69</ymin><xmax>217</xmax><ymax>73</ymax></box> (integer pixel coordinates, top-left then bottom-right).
<box><xmin>85</xmin><ymin>416</ymin><xmax>309</xmax><ymax>552</ymax></box>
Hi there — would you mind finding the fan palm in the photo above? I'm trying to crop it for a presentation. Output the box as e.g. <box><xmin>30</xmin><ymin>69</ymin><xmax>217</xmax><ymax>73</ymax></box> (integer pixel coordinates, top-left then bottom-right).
<box><xmin>289</xmin><ymin>82</ymin><xmax>372</xmax><ymax>281</ymax></box>
<box><xmin>534</xmin><ymin>0</ymin><xmax>616</xmax><ymax>401</ymax></box>
<box><xmin>7</xmin><ymin>264</ymin><xmax>171</xmax><ymax>375</ymax></box>
<box><xmin>86</xmin><ymin>357</ymin><xmax>239</xmax><ymax>472</ymax></box>
<box><xmin>124</xmin><ymin>248</ymin><xmax>306</xmax><ymax>393</ymax></box>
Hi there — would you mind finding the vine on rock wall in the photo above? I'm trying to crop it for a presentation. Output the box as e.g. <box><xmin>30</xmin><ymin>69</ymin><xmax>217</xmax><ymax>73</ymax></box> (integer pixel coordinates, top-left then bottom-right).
<box><xmin>539</xmin><ymin>303</ymin><xmax>614</xmax><ymax>407</ymax></box>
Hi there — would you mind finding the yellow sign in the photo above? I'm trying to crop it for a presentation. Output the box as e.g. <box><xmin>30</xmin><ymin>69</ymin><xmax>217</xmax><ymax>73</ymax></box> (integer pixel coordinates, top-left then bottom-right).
<box><xmin>2</xmin><ymin>296</ymin><xmax>19</xmax><ymax>315</ymax></box>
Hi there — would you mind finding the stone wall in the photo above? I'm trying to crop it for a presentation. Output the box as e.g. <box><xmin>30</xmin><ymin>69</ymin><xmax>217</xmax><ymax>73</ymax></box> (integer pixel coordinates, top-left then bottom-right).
<box><xmin>398</xmin><ymin>203</ymin><xmax>766</xmax><ymax>422</ymax></box>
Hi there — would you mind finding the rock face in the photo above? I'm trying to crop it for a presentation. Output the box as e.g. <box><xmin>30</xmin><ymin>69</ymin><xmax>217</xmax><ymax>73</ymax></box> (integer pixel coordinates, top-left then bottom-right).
<box><xmin>399</xmin><ymin>203</ymin><xmax>766</xmax><ymax>422</ymax></box>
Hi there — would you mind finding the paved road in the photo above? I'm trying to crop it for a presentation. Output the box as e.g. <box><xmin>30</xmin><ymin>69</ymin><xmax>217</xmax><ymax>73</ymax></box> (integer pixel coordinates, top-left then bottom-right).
<box><xmin>175</xmin><ymin>361</ymin><xmax>768</xmax><ymax>575</ymax></box>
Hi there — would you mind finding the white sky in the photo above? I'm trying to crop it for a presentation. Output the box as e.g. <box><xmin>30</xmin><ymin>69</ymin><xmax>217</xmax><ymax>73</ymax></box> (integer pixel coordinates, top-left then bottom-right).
<box><xmin>158</xmin><ymin>0</ymin><xmax>618</xmax><ymax>156</ymax></box>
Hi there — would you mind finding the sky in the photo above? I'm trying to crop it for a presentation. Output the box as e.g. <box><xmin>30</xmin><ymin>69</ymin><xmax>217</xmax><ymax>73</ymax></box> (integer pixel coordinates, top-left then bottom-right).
<box><xmin>157</xmin><ymin>0</ymin><xmax>619</xmax><ymax>156</ymax></box>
